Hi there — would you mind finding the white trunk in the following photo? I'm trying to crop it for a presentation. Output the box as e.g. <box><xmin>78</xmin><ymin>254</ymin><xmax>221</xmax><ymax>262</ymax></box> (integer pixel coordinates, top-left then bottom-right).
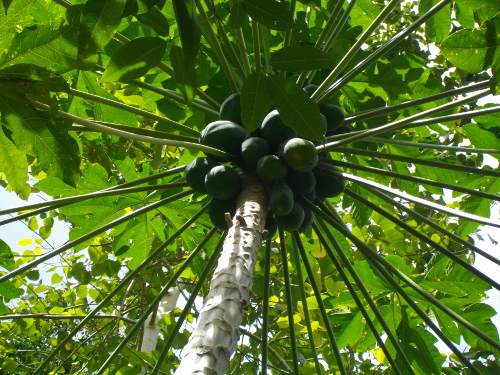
<box><xmin>139</xmin><ymin>285</ymin><xmax>182</xmax><ymax>375</ymax></box>
<box><xmin>175</xmin><ymin>179</ymin><xmax>268</xmax><ymax>375</ymax></box>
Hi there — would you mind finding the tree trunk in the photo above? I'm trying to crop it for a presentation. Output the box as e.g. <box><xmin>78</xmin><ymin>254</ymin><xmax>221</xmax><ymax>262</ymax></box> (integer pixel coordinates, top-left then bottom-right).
<box><xmin>174</xmin><ymin>179</ymin><xmax>269</xmax><ymax>375</ymax></box>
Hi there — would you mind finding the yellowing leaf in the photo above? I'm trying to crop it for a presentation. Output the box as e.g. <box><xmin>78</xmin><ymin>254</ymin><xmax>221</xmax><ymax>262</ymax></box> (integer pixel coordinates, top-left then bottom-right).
<box><xmin>18</xmin><ymin>238</ymin><xmax>32</xmax><ymax>246</ymax></box>
<box><xmin>48</xmin><ymin>337</ymin><xmax>58</xmax><ymax>346</ymax></box>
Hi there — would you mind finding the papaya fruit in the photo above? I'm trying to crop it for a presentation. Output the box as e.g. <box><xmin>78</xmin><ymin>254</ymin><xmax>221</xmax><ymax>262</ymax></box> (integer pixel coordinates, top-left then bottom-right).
<box><xmin>270</xmin><ymin>182</ymin><xmax>294</xmax><ymax>216</ymax></box>
<box><xmin>264</xmin><ymin>214</ymin><xmax>277</xmax><ymax>239</ymax></box>
<box><xmin>275</xmin><ymin>201</ymin><xmax>305</xmax><ymax>232</ymax></box>
<box><xmin>312</xmin><ymin>162</ymin><xmax>345</xmax><ymax>199</ymax></box>
<box><xmin>278</xmin><ymin>138</ymin><xmax>318</xmax><ymax>172</ymax></box>
<box><xmin>303</xmin><ymin>84</ymin><xmax>318</xmax><ymax>97</ymax></box>
<box><xmin>260</xmin><ymin>110</ymin><xmax>298</xmax><ymax>150</ymax></box>
<box><xmin>219</xmin><ymin>92</ymin><xmax>242</xmax><ymax>125</ymax></box>
<box><xmin>320</xmin><ymin>104</ymin><xmax>345</xmax><ymax>133</ymax></box>
<box><xmin>205</xmin><ymin>165</ymin><xmax>242</xmax><ymax>200</ymax></box>
<box><xmin>208</xmin><ymin>198</ymin><xmax>236</xmax><ymax>230</ymax></box>
<box><xmin>326</xmin><ymin>124</ymin><xmax>351</xmax><ymax>137</ymax></box>
<box><xmin>298</xmin><ymin>206</ymin><xmax>314</xmax><ymax>233</ymax></box>
<box><xmin>241</xmin><ymin>137</ymin><xmax>270</xmax><ymax>167</ymax></box>
<box><xmin>302</xmin><ymin>188</ymin><xmax>317</xmax><ymax>203</ymax></box>
<box><xmin>288</xmin><ymin>73</ymin><xmax>308</xmax><ymax>87</ymax></box>
<box><xmin>199</xmin><ymin>120</ymin><xmax>246</xmax><ymax>160</ymax></box>
<box><xmin>286</xmin><ymin>169</ymin><xmax>316</xmax><ymax>195</ymax></box>
<box><xmin>256</xmin><ymin>155</ymin><xmax>287</xmax><ymax>182</ymax></box>
<box><xmin>185</xmin><ymin>157</ymin><xmax>220</xmax><ymax>194</ymax></box>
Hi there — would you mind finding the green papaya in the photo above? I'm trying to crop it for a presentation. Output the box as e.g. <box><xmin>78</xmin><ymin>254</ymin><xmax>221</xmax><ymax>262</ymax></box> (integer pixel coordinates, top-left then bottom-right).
<box><xmin>275</xmin><ymin>201</ymin><xmax>305</xmax><ymax>232</ymax></box>
<box><xmin>298</xmin><ymin>206</ymin><xmax>314</xmax><ymax>233</ymax></box>
<box><xmin>256</xmin><ymin>155</ymin><xmax>287</xmax><ymax>182</ymax></box>
<box><xmin>326</xmin><ymin>124</ymin><xmax>351</xmax><ymax>137</ymax></box>
<box><xmin>260</xmin><ymin>110</ymin><xmax>297</xmax><ymax>150</ymax></box>
<box><xmin>208</xmin><ymin>198</ymin><xmax>236</xmax><ymax>230</ymax></box>
<box><xmin>264</xmin><ymin>214</ymin><xmax>277</xmax><ymax>239</ymax></box>
<box><xmin>313</xmin><ymin>162</ymin><xmax>344</xmax><ymax>199</ymax></box>
<box><xmin>185</xmin><ymin>157</ymin><xmax>220</xmax><ymax>194</ymax></box>
<box><xmin>270</xmin><ymin>182</ymin><xmax>294</xmax><ymax>216</ymax></box>
<box><xmin>219</xmin><ymin>92</ymin><xmax>242</xmax><ymax>125</ymax></box>
<box><xmin>278</xmin><ymin>138</ymin><xmax>318</xmax><ymax>172</ymax></box>
<box><xmin>205</xmin><ymin>165</ymin><xmax>242</xmax><ymax>200</ymax></box>
<box><xmin>199</xmin><ymin>120</ymin><xmax>246</xmax><ymax>160</ymax></box>
<box><xmin>303</xmin><ymin>84</ymin><xmax>318</xmax><ymax>97</ymax></box>
<box><xmin>320</xmin><ymin>104</ymin><xmax>345</xmax><ymax>133</ymax></box>
<box><xmin>286</xmin><ymin>169</ymin><xmax>316</xmax><ymax>195</ymax></box>
<box><xmin>241</xmin><ymin>137</ymin><xmax>270</xmax><ymax>167</ymax></box>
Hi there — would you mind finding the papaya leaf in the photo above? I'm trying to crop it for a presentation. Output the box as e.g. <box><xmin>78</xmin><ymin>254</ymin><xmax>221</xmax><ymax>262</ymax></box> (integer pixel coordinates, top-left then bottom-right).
<box><xmin>172</xmin><ymin>0</ymin><xmax>200</xmax><ymax>66</ymax></box>
<box><xmin>0</xmin><ymin>125</ymin><xmax>28</xmax><ymax>196</ymax></box>
<box><xmin>0</xmin><ymin>0</ymin><xmax>37</xmax><ymax>52</ymax></box>
<box><xmin>0</xmin><ymin>64</ymin><xmax>70</xmax><ymax>93</ymax></box>
<box><xmin>229</xmin><ymin>0</ymin><xmax>246</xmax><ymax>29</ymax></box>
<box><xmin>77</xmin><ymin>0</ymin><xmax>126</xmax><ymax>62</ymax></box>
<box><xmin>462</xmin><ymin>123</ymin><xmax>500</xmax><ymax>160</ymax></box>
<box><xmin>101</xmin><ymin>37</ymin><xmax>167</xmax><ymax>83</ymax></box>
<box><xmin>137</xmin><ymin>0</ymin><xmax>162</xmax><ymax>14</ymax></box>
<box><xmin>240</xmin><ymin>72</ymin><xmax>271</xmax><ymax>133</ymax></box>
<box><xmin>453</xmin><ymin>0</ymin><xmax>499</xmax><ymax>8</ymax></box>
<box><xmin>0</xmin><ymin>239</ymin><xmax>15</xmax><ymax>270</ymax></box>
<box><xmin>419</xmin><ymin>0</ymin><xmax>451</xmax><ymax>43</ymax></box>
<box><xmin>267</xmin><ymin>74</ymin><xmax>324</xmax><ymax>142</ymax></box>
<box><xmin>0</xmin><ymin>94</ymin><xmax>80</xmax><ymax>186</ymax></box>
<box><xmin>135</xmin><ymin>6</ymin><xmax>170</xmax><ymax>37</ymax></box>
<box><xmin>69</xmin><ymin>70</ymin><xmax>137</xmax><ymax>127</ymax></box>
<box><xmin>0</xmin><ymin>21</ymin><xmax>96</xmax><ymax>74</ymax></box>
<box><xmin>170</xmin><ymin>45</ymin><xmax>197</xmax><ymax>105</ymax></box>
<box><xmin>441</xmin><ymin>19</ymin><xmax>500</xmax><ymax>76</ymax></box>
<box><xmin>241</xmin><ymin>0</ymin><xmax>294</xmax><ymax>31</ymax></box>
<box><xmin>269</xmin><ymin>46</ymin><xmax>335</xmax><ymax>72</ymax></box>
<box><xmin>0</xmin><ymin>280</ymin><xmax>18</xmax><ymax>298</ymax></box>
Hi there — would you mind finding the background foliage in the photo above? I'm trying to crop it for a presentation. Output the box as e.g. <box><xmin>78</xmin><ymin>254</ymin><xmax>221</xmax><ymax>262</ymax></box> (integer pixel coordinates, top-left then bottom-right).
<box><xmin>0</xmin><ymin>0</ymin><xmax>500</xmax><ymax>374</ymax></box>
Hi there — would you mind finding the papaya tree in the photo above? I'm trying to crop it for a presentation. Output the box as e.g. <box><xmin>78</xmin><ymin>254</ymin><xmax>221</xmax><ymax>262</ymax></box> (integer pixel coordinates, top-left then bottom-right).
<box><xmin>1</xmin><ymin>0</ymin><xmax>500</xmax><ymax>374</ymax></box>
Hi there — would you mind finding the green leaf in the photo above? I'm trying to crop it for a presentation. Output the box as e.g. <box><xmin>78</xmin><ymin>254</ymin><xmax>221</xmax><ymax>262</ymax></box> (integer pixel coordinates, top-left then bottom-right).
<box><xmin>113</xmin><ymin>212</ymin><xmax>165</xmax><ymax>270</ymax></box>
<box><xmin>423</xmin><ymin>257</ymin><xmax>490</xmax><ymax>297</ymax></box>
<box><xmin>0</xmin><ymin>124</ymin><xmax>28</xmax><ymax>195</ymax></box>
<box><xmin>441</xmin><ymin>19</ymin><xmax>500</xmax><ymax>74</ymax></box>
<box><xmin>77</xmin><ymin>0</ymin><xmax>126</xmax><ymax>61</ymax></box>
<box><xmin>330</xmin><ymin>309</ymin><xmax>364</xmax><ymax>349</ymax></box>
<box><xmin>420</xmin><ymin>0</ymin><xmax>451</xmax><ymax>43</ymax></box>
<box><xmin>100</xmin><ymin>37</ymin><xmax>167</xmax><ymax>82</ymax></box>
<box><xmin>172</xmin><ymin>0</ymin><xmax>200</xmax><ymax>65</ymax></box>
<box><xmin>453</xmin><ymin>0</ymin><xmax>500</xmax><ymax>8</ymax></box>
<box><xmin>462</xmin><ymin>123</ymin><xmax>500</xmax><ymax>160</ymax></box>
<box><xmin>0</xmin><ymin>21</ymin><xmax>96</xmax><ymax>74</ymax></box>
<box><xmin>0</xmin><ymin>64</ymin><xmax>70</xmax><ymax>93</ymax></box>
<box><xmin>240</xmin><ymin>72</ymin><xmax>271</xmax><ymax>133</ymax></box>
<box><xmin>0</xmin><ymin>280</ymin><xmax>18</xmax><ymax>298</ymax></box>
<box><xmin>267</xmin><ymin>74</ymin><xmax>324</xmax><ymax>142</ymax></box>
<box><xmin>459</xmin><ymin>303</ymin><xmax>500</xmax><ymax>352</ymax></box>
<box><xmin>229</xmin><ymin>0</ymin><xmax>246</xmax><ymax>29</ymax></box>
<box><xmin>170</xmin><ymin>45</ymin><xmax>197</xmax><ymax>105</ymax></box>
<box><xmin>69</xmin><ymin>70</ymin><xmax>137</xmax><ymax>127</ymax></box>
<box><xmin>0</xmin><ymin>95</ymin><xmax>81</xmax><ymax>186</ymax></box>
<box><xmin>241</xmin><ymin>0</ymin><xmax>294</xmax><ymax>31</ymax></box>
<box><xmin>269</xmin><ymin>46</ymin><xmax>335</xmax><ymax>72</ymax></box>
<box><xmin>135</xmin><ymin>6</ymin><xmax>170</xmax><ymax>37</ymax></box>
<box><xmin>0</xmin><ymin>0</ymin><xmax>37</xmax><ymax>52</ymax></box>
<box><xmin>0</xmin><ymin>239</ymin><xmax>15</xmax><ymax>270</ymax></box>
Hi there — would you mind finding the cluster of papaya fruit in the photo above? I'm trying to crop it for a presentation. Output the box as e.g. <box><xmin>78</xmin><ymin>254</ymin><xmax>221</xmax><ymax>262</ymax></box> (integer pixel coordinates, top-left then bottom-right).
<box><xmin>185</xmin><ymin>84</ymin><xmax>346</xmax><ymax>236</ymax></box>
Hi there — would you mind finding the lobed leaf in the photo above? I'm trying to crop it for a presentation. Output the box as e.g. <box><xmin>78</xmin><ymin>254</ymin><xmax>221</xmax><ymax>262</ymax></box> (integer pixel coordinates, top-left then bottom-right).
<box><xmin>267</xmin><ymin>74</ymin><xmax>324</xmax><ymax>142</ymax></box>
<box><xmin>241</xmin><ymin>0</ymin><xmax>294</xmax><ymax>31</ymax></box>
<box><xmin>77</xmin><ymin>0</ymin><xmax>126</xmax><ymax>62</ymax></box>
<box><xmin>101</xmin><ymin>37</ymin><xmax>167</xmax><ymax>82</ymax></box>
<box><xmin>240</xmin><ymin>72</ymin><xmax>271</xmax><ymax>133</ymax></box>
